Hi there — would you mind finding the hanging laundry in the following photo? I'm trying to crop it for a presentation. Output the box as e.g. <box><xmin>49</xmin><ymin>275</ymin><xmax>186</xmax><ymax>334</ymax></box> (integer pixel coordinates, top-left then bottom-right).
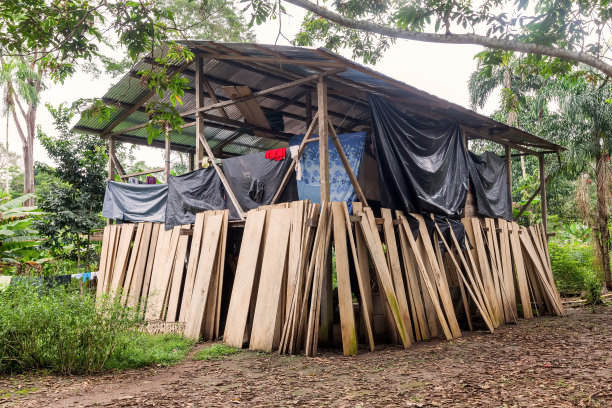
<box><xmin>128</xmin><ymin>177</ymin><xmax>139</xmax><ymax>184</ymax></box>
<box><xmin>146</xmin><ymin>176</ymin><xmax>157</xmax><ymax>184</ymax></box>
<box><xmin>265</xmin><ymin>148</ymin><xmax>286</xmax><ymax>161</ymax></box>
<box><xmin>289</xmin><ymin>145</ymin><xmax>302</xmax><ymax>181</ymax></box>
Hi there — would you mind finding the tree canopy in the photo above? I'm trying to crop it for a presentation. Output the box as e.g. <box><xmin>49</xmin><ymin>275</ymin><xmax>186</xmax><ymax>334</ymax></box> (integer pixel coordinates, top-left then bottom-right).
<box><xmin>243</xmin><ymin>0</ymin><xmax>612</xmax><ymax>77</ymax></box>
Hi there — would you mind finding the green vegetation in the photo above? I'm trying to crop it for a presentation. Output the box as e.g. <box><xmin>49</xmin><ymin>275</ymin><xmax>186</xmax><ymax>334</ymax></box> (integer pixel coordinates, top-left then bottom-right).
<box><xmin>549</xmin><ymin>237</ymin><xmax>597</xmax><ymax>296</ymax></box>
<box><xmin>106</xmin><ymin>333</ymin><xmax>194</xmax><ymax>370</ymax></box>
<box><xmin>0</xmin><ymin>194</ymin><xmax>42</xmax><ymax>265</ymax></box>
<box><xmin>0</xmin><ymin>282</ymin><xmax>194</xmax><ymax>374</ymax></box>
<box><xmin>194</xmin><ymin>344</ymin><xmax>239</xmax><ymax>361</ymax></box>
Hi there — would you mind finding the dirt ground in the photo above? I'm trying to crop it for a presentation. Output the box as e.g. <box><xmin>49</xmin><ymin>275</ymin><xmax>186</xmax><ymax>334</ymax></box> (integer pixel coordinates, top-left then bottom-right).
<box><xmin>1</xmin><ymin>306</ymin><xmax>610</xmax><ymax>408</ymax></box>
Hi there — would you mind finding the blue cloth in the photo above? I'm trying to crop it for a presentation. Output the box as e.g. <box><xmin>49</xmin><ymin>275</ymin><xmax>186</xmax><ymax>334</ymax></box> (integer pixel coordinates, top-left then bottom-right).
<box><xmin>289</xmin><ymin>132</ymin><xmax>366</xmax><ymax>212</ymax></box>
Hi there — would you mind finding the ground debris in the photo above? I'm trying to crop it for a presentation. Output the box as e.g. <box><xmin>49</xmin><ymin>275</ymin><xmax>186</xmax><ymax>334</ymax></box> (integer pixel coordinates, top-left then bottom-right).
<box><xmin>1</xmin><ymin>307</ymin><xmax>610</xmax><ymax>407</ymax></box>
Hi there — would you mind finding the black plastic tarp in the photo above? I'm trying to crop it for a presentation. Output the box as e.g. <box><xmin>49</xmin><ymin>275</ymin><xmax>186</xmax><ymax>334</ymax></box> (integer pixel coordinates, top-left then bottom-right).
<box><xmin>165</xmin><ymin>167</ymin><xmax>226</xmax><ymax>229</ymax></box>
<box><xmin>368</xmin><ymin>94</ymin><xmax>470</xmax><ymax>218</ymax></box>
<box><xmin>468</xmin><ymin>151</ymin><xmax>513</xmax><ymax>221</ymax></box>
<box><xmin>222</xmin><ymin>150</ymin><xmax>298</xmax><ymax>219</ymax></box>
<box><xmin>102</xmin><ymin>181</ymin><xmax>168</xmax><ymax>223</ymax></box>
<box><xmin>423</xmin><ymin>215</ymin><xmax>469</xmax><ymax>253</ymax></box>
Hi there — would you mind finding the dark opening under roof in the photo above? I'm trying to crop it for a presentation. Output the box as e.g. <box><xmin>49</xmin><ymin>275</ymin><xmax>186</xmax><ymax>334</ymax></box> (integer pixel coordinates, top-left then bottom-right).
<box><xmin>74</xmin><ymin>40</ymin><xmax>563</xmax><ymax>157</ymax></box>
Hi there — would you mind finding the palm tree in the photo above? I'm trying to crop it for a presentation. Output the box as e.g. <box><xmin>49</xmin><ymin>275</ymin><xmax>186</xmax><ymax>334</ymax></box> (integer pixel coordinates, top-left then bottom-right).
<box><xmin>0</xmin><ymin>57</ymin><xmax>43</xmax><ymax>205</ymax></box>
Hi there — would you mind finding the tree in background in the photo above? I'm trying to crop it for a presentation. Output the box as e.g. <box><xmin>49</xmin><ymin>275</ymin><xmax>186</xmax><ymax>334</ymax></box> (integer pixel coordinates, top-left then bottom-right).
<box><xmin>1</xmin><ymin>0</ymin><xmax>254</xmax><ymax>199</ymax></box>
<box><xmin>34</xmin><ymin>105</ymin><xmax>107</xmax><ymax>268</ymax></box>
<box><xmin>246</xmin><ymin>0</ymin><xmax>612</xmax><ymax>78</ymax></box>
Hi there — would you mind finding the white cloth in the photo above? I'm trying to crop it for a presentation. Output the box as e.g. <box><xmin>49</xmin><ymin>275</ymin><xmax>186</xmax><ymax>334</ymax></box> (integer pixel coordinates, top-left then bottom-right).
<box><xmin>289</xmin><ymin>145</ymin><xmax>302</xmax><ymax>181</ymax></box>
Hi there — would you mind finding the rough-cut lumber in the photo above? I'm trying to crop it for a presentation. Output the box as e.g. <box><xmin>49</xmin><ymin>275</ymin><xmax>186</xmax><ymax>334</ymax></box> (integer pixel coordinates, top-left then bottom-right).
<box><xmin>509</xmin><ymin>222</ymin><xmax>533</xmax><ymax>319</ymax></box>
<box><xmin>109</xmin><ymin>223</ymin><xmax>136</xmax><ymax>295</ymax></box>
<box><xmin>140</xmin><ymin>223</ymin><xmax>161</xmax><ymax>315</ymax></box>
<box><xmin>396</xmin><ymin>212</ymin><xmax>429</xmax><ymax>341</ymax></box>
<box><xmin>346</xmin><ymin>202</ymin><xmax>374</xmax><ymax>351</ymax></box>
<box><xmin>96</xmin><ymin>226</ymin><xmax>111</xmax><ymax>298</ymax></box>
<box><xmin>127</xmin><ymin>222</ymin><xmax>153</xmax><ymax>308</ymax></box>
<box><xmin>357</xmin><ymin>208</ymin><xmax>411</xmax><ymax>347</ymax></box>
<box><xmin>331</xmin><ymin>202</ymin><xmax>358</xmax><ymax>356</ymax></box>
<box><xmin>250</xmin><ymin>208</ymin><xmax>292</xmax><ymax>352</ymax></box>
<box><xmin>184</xmin><ymin>214</ymin><xmax>224</xmax><ymax>339</ymax></box>
<box><xmin>165</xmin><ymin>229</ymin><xmax>191</xmax><ymax>322</ymax></box>
<box><xmin>180</xmin><ymin>213</ymin><xmax>207</xmax><ymax>322</ymax></box>
<box><xmin>122</xmin><ymin>223</ymin><xmax>145</xmax><ymax>306</ymax></box>
<box><xmin>224</xmin><ymin>209</ymin><xmax>266</xmax><ymax>348</ymax></box>
<box><xmin>381</xmin><ymin>208</ymin><xmax>414</xmax><ymax>344</ymax></box>
<box><xmin>498</xmin><ymin>219</ymin><xmax>518</xmax><ymax>319</ymax></box>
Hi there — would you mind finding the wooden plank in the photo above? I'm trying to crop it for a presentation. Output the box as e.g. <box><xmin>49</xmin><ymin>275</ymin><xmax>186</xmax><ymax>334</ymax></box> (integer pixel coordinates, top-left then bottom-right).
<box><xmin>213</xmin><ymin>210</ymin><xmax>229</xmax><ymax>339</ymax></box>
<box><xmin>318</xmin><ymin>79</ymin><xmax>330</xmax><ymax>203</ymax></box>
<box><xmin>485</xmin><ymin>218</ymin><xmax>509</xmax><ymax>322</ymax></box>
<box><xmin>396</xmin><ymin>212</ymin><xmax>429</xmax><ymax>341</ymax></box>
<box><xmin>179</xmin><ymin>213</ymin><xmax>207</xmax><ymax>322</ymax></box>
<box><xmin>144</xmin><ymin>226</ymin><xmax>175</xmax><ymax>320</ymax></box>
<box><xmin>498</xmin><ymin>219</ymin><xmax>518</xmax><ymax>318</ymax></box>
<box><xmin>109</xmin><ymin>224</ymin><xmax>136</xmax><ymax>296</ymax></box>
<box><xmin>249</xmin><ymin>208</ymin><xmax>292</xmax><ymax>352</ymax></box>
<box><xmin>286</xmin><ymin>201</ymin><xmax>305</xmax><ymax>319</ymax></box>
<box><xmin>127</xmin><ymin>222</ymin><xmax>153</xmax><ymax>308</ymax></box>
<box><xmin>102</xmin><ymin>224</ymin><xmax>120</xmax><ymax>294</ymax></box>
<box><xmin>140</xmin><ymin>223</ymin><xmax>160</xmax><ymax>315</ymax></box>
<box><xmin>519</xmin><ymin>229</ymin><xmax>565</xmax><ymax>316</ymax></box>
<box><xmin>121</xmin><ymin>223</ymin><xmax>145</xmax><ymax>306</ymax></box>
<box><xmin>346</xmin><ymin>202</ymin><xmax>374</xmax><ymax>351</ymax></box>
<box><xmin>165</xmin><ymin>230</ymin><xmax>190</xmax><ymax>322</ymax></box>
<box><xmin>509</xmin><ymin>222</ymin><xmax>533</xmax><ymax>319</ymax></box>
<box><xmin>408</xmin><ymin>215</ymin><xmax>455</xmax><ymax>340</ymax></box>
<box><xmin>467</xmin><ymin>218</ymin><xmax>502</xmax><ymax>326</ymax></box>
<box><xmin>435</xmin><ymin>222</ymin><xmax>496</xmax><ymax>333</ymax></box>
<box><xmin>96</xmin><ymin>226</ymin><xmax>111</xmax><ymax>297</ymax></box>
<box><xmin>357</xmin><ymin>208</ymin><xmax>411</xmax><ymax>347</ymax></box>
<box><xmin>160</xmin><ymin>226</ymin><xmax>183</xmax><ymax>319</ymax></box>
<box><xmin>184</xmin><ymin>214</ymin><xmax>224</xmax><ymax>339</ymax></box>
<box><xmin>381</xmin><ymin>208</ymin><xmax>414</xmax><ymax>345</ymax></box>
<box><xmin>223</xmin><ymin>86</ymin><xmax>271</xmax><ymax>138</ymax></box>
<box><xmin>331</xmin><ymin>202</ymin><xmax>358</xmax><ymax>356</ymax></box>
<box><xmin>224</xmin><ymin>209</ymin><xmax>267</xmax><ymax>348</ymax></box>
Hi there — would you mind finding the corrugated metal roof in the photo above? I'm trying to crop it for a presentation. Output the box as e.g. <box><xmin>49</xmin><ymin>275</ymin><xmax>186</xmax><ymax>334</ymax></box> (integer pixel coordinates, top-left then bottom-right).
<box><xmin>74</xmin><ymin>41</ymin><xmax>562</xmax><ymax>156</ymax></box>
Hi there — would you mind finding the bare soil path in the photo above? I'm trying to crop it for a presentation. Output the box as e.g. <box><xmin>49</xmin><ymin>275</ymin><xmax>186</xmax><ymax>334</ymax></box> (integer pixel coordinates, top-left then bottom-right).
<box><xmin>1</xmin><ymin>307</ymin><xmax>610</xmax><ymax>407</ymax></box>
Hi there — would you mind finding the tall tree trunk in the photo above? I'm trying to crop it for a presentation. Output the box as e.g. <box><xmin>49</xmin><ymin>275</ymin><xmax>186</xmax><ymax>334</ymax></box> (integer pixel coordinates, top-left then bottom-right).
<box><xmin>595</xmin><ymin>154</ymin><xmax>611</xmax><ymax>289</ymax></box>
<box><xmin>5</xmin><ymin>115</ymin><xmax>9</xmax><ymax>194</ymax></box>
<box><xmin>22</xmin><ymin>105</ymin><xmax>36</xmax><ymax>205</ymax></box>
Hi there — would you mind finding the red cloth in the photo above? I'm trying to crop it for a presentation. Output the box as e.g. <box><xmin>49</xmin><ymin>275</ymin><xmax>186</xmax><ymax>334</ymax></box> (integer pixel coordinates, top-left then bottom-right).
<box><xmin>265</xmin><ymin>148</ymin><xmax>286</xmax><ymax>161</ymax></box>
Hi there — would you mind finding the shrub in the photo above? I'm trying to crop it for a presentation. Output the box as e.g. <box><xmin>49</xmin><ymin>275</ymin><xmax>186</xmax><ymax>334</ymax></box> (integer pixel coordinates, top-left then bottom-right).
<box><xmin>548</xmin><ymin>238</ymin><xmax>597</xmax><ymax>296</ymax></box>
<box><xmin>0</xmin><ymin>282</ymin><xmax>142</xmax><ymax>374</ymax></box>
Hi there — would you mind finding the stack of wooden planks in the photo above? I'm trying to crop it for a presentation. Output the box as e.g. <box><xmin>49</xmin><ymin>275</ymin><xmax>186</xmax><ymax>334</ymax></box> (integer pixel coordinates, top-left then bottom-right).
<box><xmin>96</xmin><ymin>210</ymin><xmax>230</xmax><ymax>341</ymax></box>
<box><xmin>97</xmin><ymin>201</ymin><xmax>564</xmax><ymax>356</ymax></box>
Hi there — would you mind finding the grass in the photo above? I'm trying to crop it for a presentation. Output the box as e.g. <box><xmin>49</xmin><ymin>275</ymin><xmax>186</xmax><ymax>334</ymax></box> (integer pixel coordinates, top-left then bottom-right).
<box><xmin>106</xmin><ymin>332</ymin><xmax>195</xmax><ymax>370</ymax></box>
<box><xmin>193</xmin><ymin>344</ymin><xmax>239</xmax><ymax>361</ymax></box>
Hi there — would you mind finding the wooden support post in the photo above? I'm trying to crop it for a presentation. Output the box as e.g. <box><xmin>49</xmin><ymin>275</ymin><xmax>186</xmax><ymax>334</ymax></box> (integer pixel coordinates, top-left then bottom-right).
<box><xmin>306</xmin><ymin>91</ymin><xmax>313</xmax><ymax>129</ymax></box>
<box><xmin>538</xmin><ymin>154</ymin><xmax>548</xmax><ymax>238</ymax></box>
<box><xmin>505</xmin><ymin>145</ymin><xmax>512</xmax><ymax>199</ymax></box>
<box><xmin>164</xmin><ymin>130</ymin><xmax>171</xmax><ymax>183</ymax></box>
<box><xmin>188</xmin><ymin>151</ymin><xmax>194</xmax><ymax>172</ymax></box>
<box><xmin>108</xmin><ymin>136</ymin><xmax>116</xmax><ymax>182</ymax></box>
<box><xmin>195</xmin><ymin>57</ymin><xmax>205</xmax><ymax>168</ymax></box>
<box><xmin>318</xmin><ymin>78</ymin><xmax>330</xmax><ymax>203</ymax></box>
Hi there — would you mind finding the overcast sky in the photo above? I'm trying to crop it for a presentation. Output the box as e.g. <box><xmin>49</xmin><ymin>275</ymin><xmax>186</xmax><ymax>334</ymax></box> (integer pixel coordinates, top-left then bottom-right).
<box><xmin>2</xmin><ymin>3</ymin><xmax>498</xmax><ymax>169</ymax></box>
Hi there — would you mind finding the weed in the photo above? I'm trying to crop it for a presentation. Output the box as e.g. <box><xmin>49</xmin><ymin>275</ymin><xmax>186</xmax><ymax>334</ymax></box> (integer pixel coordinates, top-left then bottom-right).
<box><xmin>194</xmin><ymin>344</ymin><xmax>239</xmax><ymax>361</ymax></box>
<box><xmin>106</xmin><ymin>333</ymin><xmax>194</xmax><ymax>370</ymax></box>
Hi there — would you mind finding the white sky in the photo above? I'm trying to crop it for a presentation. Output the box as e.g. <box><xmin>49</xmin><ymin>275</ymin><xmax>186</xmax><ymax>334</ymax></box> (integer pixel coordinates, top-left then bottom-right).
<box><xmin>2</xmin><ymin>3</ymin><xmax>499</xmax><ymax>169</ymax></box>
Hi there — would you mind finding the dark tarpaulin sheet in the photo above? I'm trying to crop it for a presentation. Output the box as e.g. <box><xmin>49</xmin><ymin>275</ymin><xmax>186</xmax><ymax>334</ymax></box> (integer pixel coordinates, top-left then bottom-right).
<box><xmin>102</xmin><ymin>181</ymin><xmax>167</xmax><ymax>223</ymax></box>
<box><xmin>423</xmin><ymin>215</ymin><xmax>469</xmax><ymax>253</ymax></box>
<box><xmin>368</xmin><ymin>94</ymin><xmax>470</xmax><ymax>218</ymax></box>
<box><xmin>165</xmin><ymin>167</ymin><xmax>226</xmax><ymax>229</ymax></box>
<box><xmin>468</xmin><ymin>151</ymin><xmax>513</xmax><ymax>221</ymax></box>
<box><xmin>222</xmin><ymin>149</ymin><xmax>298</xmax><ymax>219</ymax></box>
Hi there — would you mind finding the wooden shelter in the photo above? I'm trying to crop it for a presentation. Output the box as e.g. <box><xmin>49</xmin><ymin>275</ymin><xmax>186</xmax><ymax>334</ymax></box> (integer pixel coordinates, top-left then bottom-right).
<box><xmin>82</xmin><ymin>42</ymin><xmax>566</xmax><ymax>355</ymax></box>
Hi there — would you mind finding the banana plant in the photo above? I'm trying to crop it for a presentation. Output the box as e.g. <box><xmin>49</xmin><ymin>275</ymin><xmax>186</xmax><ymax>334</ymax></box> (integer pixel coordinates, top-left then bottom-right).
<box><xmin>0</xmin><ymin>194</ymin><xmax>43</xmax><ymax>264</ymax></box>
